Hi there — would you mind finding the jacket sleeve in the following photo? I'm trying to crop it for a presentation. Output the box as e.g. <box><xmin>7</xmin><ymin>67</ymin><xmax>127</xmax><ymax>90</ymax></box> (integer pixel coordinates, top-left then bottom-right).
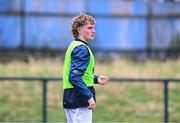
<box><xmin>69</xmin><ymin>45</ymin><xmax>93</xmax><ymax>101</ymax></box>
<box><xmin>94</xmin><ymin>75</ymin><xmax>99</xmax><ymax>84</ymax></box>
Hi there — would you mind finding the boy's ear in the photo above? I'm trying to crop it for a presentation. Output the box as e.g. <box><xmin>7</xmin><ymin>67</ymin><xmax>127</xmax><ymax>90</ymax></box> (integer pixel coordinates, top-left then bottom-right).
<box><xmin>77</xmin><ymin>27</ymin><xmax>81</xmax><ymax>34</ymax></box>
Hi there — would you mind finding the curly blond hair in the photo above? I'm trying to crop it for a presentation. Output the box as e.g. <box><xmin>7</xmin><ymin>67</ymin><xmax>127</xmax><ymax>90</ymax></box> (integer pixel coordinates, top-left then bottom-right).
<box><xmin>71</xmin><ymin>13</ymin><xmax>95</xmax><ymax>38</ymax></box>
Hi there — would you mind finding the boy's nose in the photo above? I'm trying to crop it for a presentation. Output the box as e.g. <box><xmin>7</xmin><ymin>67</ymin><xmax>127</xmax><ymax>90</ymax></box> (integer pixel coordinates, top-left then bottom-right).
<box><xmin>92</xmin><ymin>28</ymin><xmax>95</xmax><ymax>33</ymax></box>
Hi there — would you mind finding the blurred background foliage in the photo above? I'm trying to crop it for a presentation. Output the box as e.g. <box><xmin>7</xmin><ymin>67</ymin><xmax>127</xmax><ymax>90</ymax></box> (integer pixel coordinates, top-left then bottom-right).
<box><xmin>0</xmin><ymin>58</ymin><xmax>180</xmax><ymax>122</ymax></box>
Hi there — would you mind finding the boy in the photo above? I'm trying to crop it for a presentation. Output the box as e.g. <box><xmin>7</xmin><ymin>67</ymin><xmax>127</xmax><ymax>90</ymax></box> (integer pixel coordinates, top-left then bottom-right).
<box><xmin>63</xmin><ymin>13</ymin><xmax>109</xmax><ymax>123</ymax></box>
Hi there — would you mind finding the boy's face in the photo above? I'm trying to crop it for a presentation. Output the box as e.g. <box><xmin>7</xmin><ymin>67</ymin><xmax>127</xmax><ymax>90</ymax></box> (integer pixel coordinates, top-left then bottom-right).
<box><xmin>78</xmin><ymin>22</ymin><xmax>95</xmax><ymax>41</ymax></box>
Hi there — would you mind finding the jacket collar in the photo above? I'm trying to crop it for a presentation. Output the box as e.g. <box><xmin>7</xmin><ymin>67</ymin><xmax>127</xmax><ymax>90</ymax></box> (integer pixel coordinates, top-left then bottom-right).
<box><xmin>74</xmin><ymin>38</ymin><xmax>88</xmax><ymax>46</ymax></box>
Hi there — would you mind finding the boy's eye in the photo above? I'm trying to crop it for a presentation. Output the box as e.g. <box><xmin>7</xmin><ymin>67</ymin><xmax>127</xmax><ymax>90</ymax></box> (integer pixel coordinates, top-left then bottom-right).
<box><xmin>88</xmin><ymin>27</ymin><xmax>92</xmax><ymax>29</ymax></box>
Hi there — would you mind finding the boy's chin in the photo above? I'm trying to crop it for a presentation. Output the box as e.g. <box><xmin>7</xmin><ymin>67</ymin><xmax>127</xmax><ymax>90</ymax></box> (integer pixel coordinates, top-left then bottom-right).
<box><xmin>90</xmin><ymin>37</ymin><xmax>94</xmax><ymax>40</ymax></box>
<box><xmin>87</xmin><ymin>38</ymin><xmax>94</xmax><ymax>41</ymax></box>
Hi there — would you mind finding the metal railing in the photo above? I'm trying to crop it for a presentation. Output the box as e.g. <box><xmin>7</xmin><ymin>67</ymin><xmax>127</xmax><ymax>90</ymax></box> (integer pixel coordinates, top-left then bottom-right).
<box><xmin>0</xmin><ymin>77</ymin><xmax>180</xmax><ymax>123</ymax></box>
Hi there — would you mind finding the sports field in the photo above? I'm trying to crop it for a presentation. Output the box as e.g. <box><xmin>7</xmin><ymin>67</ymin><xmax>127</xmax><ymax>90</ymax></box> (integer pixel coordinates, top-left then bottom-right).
<box><xmin>0</xmin><ymin>58</ymin><xmax>180</xmax><ymax>122</ymax></box>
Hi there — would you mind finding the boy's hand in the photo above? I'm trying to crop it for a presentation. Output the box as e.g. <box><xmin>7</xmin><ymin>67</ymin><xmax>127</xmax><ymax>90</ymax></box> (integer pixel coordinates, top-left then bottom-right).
<box><xmin>98</xmin><ymin>75</ymin><xmax>109</xmax><ymax>85</ymax></box>
<box><xmin>88</xmin><ymin>97</ymin><xmax>96</xmax><ymax>110</ymax></box>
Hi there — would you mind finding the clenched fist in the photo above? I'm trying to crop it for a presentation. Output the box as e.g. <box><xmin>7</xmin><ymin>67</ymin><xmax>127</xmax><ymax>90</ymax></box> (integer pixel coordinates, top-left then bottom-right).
<box><xmin>98</xmin><ymin>75</ymin><xmax>109</xmax><ymax>85</ymax></box>
<box><xmin>88</xmin><ymin>97</ymin><xmax>96</xmax><ymax>110</ymax></box>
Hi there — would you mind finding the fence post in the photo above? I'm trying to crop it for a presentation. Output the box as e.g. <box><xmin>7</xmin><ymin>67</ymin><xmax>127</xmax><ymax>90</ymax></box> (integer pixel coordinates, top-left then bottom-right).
<box><xmin>163</xmin><ymin>80</ymin><xmax>169</xmax><ymax>123</ymax></box>
<box><xmin>42</xmin><ymin>79</ymin><xmax>48</xmax><ymax>122</ymax></box>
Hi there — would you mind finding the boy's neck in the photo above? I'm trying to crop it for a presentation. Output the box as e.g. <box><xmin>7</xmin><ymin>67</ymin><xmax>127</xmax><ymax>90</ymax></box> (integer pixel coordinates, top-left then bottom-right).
<box><xmin>75</xmin><ymin>38</ymin><xmax>88</xmax><ymax>45</ymax></box>
<box><xmin>77</xmin><ymin>36</ymin><xmax>87</xmax><ymax>43</ymax></box>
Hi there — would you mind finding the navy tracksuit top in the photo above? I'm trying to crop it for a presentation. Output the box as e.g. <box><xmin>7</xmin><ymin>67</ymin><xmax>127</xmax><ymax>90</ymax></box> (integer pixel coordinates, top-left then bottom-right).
<box><xmin>63</xmin><ymin>38</ymin><xmax>98</xmax><ymax>109</ymax></box>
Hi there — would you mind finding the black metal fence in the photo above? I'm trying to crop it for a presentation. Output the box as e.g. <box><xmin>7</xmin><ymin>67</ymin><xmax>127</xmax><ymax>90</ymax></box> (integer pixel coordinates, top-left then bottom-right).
<box><xmin>0</xmin><ymin>77</ymin><xmax>180</xmax><ymax>122</ymax></box>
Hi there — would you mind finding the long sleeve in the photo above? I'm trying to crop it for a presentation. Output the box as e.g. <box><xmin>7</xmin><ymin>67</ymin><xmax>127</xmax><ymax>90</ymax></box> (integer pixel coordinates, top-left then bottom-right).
<box><xmin>69</xmin><ymin>45</ymin><xmax>93</xmax><ymax>101</ymax></box>
<box><xmin>94</xmin><ymin>75</ymin><xmax>99</xmax><ymax>84</ymax></box>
